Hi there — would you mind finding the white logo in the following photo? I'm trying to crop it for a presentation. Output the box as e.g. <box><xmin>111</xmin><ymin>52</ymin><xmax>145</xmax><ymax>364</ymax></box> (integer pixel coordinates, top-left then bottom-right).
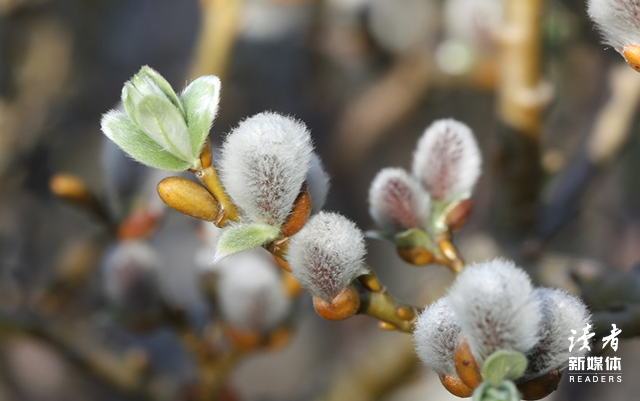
<box><xmin>567</xmin><ymin>324</ymin><xmax>622</xmax><ymax>383</ymax></box>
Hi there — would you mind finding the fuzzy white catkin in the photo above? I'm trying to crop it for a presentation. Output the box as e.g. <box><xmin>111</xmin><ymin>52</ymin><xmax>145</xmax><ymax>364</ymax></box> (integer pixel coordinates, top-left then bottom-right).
<box><xmin>307</xmin><ymin>153</ymin><xmax>330</xmax><ymax>215</ymax></box>
<box><xmin>287</xmin><ymin>212</ymin><xmax>368</xmax><ymax>303</ymax></box>
<box><xmin>103</xmin><ymin>241</ymin><xmax>159</xmax><ymax>309</ymax></box>
<box><xmin>215</xmin><ymin>248</ymin><xmax>291</xmax><ymax>332</ymax></box>
<box><xmin>413</xmin><ymin>297</ymin><xmax>462</xmax><ymax>376</ymax></box>
<box><xmin>412</xmin><ymin>119</ymin><xmax>481</xmax><ymax>201</ymax></box>
<box><xmin>447</xmin><ymin>259</ymin><xmax>542</xmax><ymax>363</ymax></box>
<box><xmin>522</xmin><ymin>288</ymin><xmax>592</xmax><ymax>381</ymax></box>
<box><xmin>587</xmin><ymin>0</ymin><xmax>640</xmax><ymax>50</ymax></box>
<box><xmin>369</xmin><ymin>167</ymin><xmax>430</xmax><ymax>233</ymax></box>
<box><xmin>219</xmin><ymin>112</ymin><xmax>313</xmax><ymax>225</ymax></box>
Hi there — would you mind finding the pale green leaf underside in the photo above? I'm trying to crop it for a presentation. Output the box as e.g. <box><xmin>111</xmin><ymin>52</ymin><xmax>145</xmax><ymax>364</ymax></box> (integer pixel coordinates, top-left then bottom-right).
<box><xmin>395</xmin><ymin>228</ymin><xmax>434</xmax><ymax>250</ymax></box>
<box><xmin>180</xmin><ymin>75</ymin><xmax>221</xmax><ymax>156</ymax></box>
<box><xmin>472</xmin><ymin>381</ymin><xmax>520</xmax><ymax>401</ymax></box>
<box><xmin>101</xmin><ymin>110</ymin><xmax>191</xmax><ymax>171</ymax></box>
<box><xmin>216</xmin><ymin>223</ymin><xmax>280</xmax><ymax>260</ymax></box>
<box><xmin>136</xmin><ymin>66</ymin><xmax>184</xmax><ymax>115</ymax></box>
<box><xmin>134</xmin><ymin>96</ymin><xmax>194</xmax><ymax>163</ymax></box>
<box><xmin>481</xmin><ymin>350</ymin><xmax>528</xmax><ymax>387</ymax></box>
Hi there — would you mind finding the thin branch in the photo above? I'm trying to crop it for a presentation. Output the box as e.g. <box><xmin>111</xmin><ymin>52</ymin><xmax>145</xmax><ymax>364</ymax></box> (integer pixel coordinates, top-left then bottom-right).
<box><xmin>0</xmin><ymin>312</ymin><xmax>175</xmax><ymax>401</ymax></box>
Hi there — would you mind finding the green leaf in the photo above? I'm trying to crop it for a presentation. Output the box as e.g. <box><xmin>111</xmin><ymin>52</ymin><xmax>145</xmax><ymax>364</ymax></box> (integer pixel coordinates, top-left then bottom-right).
<box><xmin>395</xmin><ymin>228</ymin><xmax>433</xmax><ymax>250</ymax></box>
<box><xmin>135</xmin><ymin>66</ymin><xmax>184</xmax><ymax>114</ymax></box>
<box><xmin>100</xmin><ymin>110</ymin><xmax>191</xmax><ymax>171</ymax></box>
<box><xmin>134</xmin><ymin>96</ymin><xmax>194</xmax><ymax>163</ymax></box>
<box><xmin>180</xmin><ymin>75</ymin><xmax>221</xmax><ymax>157</ymax></box>
<box><xmin>122</xmin><ymin>81</ymin><xmax>145</xmax><ymax>124</ymax></box>
<box><xmin>214</xmin><ymin>223</ymin><xmax>281</xmax><ymax>262</ymax></box>
<box><xmin>472</xmin><ymin>381</ymin><xmax>520</xmax><ymax>401</ymax></box>
<box><xmin>481</xmin><ymin>350</ymin><xmax>528</xmax><ymax>387</ymax></box>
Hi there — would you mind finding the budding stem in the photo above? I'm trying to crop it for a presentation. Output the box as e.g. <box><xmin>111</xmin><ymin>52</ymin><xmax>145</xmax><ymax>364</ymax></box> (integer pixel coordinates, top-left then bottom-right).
<box><xmin>432</xmin><ymin>232</ymin><xmax>465</xmax><ymax>274</ymax></box>
<box><xmin>356</xmin><ymin>276</ymin><xmax>417</xmax><ymax>333</ymax></box>
<box><xmin>196</xmin><ymin>165</ymin><xmax>239</xmax><ymax>226</ymax></box>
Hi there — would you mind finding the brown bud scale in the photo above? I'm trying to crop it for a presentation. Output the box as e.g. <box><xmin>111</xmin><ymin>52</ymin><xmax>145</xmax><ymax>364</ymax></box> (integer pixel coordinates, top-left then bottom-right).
<box><xmin>281</xmin><ymin>185</ymin><xmax>312</xmax><ymax>238</ymax></box>
<box><xmin>445</xmin><ymin>199</ymin><xmax>473</xmax><ymax>231</ymax></box>
<box><xmin>623</xmin><ymin>45</ymin><xmax>640</xmax><ymax>73</ymax></box>
<box><xmin>454</xmin><ymin>335</ymin><xmax>483</xmax><ymax>391</ymax></box>
<box><xmin>439</xmin><ymin>374</ymin><xmax>475</xmax><ymax>398</ymax></box>
<box><xmin>518</xmin><ymin>370</ymin><xmax>563</xmax><ymax>400</ymax></box>
<box><xmin>313</xmin><ymin>286</ymin><xmax>360</xmax><ymax>321</ymax></box>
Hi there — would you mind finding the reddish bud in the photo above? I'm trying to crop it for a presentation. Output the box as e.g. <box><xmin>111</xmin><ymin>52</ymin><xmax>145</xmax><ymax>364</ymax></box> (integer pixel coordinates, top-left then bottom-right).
<box><xmin>454</xmin><ymin>335</ymin><xmax>483</xmax><ymax>391</ymax></box>
<box><xmin>313</xmin><ymin>286</ymin><xmax>360</xmax><ymax>321</ymax></box>
<box><xmin>281</xmin><ymin>185</ymin><xmax>312</xmax><ymax>237</ymax></box>
<box><xmin>445</xmin><ymin>199</ymin><xmax>473</xmax><ymax>231</ymax></box>
<box><xmin>439</xmin><ymin>374</ymin><xmax>475</xmax><ymax>398</ymax></box>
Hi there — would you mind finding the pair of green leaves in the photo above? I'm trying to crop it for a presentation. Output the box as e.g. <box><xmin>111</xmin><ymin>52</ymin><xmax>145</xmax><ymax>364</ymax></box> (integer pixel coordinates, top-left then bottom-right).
<box><xmin>101</xmin><ymin>66</ymin><xmax>220</xmax><ymax>171</ymax></box>
<box><xmin>473</xmin><ymin>350</ymin><xmax>528</xmax><ymax>401</ymax></box>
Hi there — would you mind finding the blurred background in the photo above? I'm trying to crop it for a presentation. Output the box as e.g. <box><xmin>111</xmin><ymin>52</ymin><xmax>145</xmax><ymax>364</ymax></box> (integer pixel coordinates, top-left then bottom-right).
<box><xmin>1</xmin><ymin>0</ymin><xmax>640</xmax><ymax>400</ymax></box>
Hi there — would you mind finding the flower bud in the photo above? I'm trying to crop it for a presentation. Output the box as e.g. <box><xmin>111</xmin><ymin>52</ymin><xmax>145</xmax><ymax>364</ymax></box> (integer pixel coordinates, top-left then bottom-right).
<box><xmin>219</xmin><ymin>112</ymin><xmax>314</xmax><ymax>226</ymax></box>
<box><xmin>412</xmin><ymin>119</ymin><xmax>481</xmax><ymax>201</ymax></box>
<box><xmin>522</xmin><ymin>288</ymin><xmax>591</xmax><ymax>381</ymax></box>
<box><xmin>413</xmin><ymin>297</ymin><xmax>461</xmax><ymax>376</ymax></box>
<box><xmin>157</xmin><ymin>177</ymin><xmax>220</xmax><ymax>222</ymax></box>
<box><xmin>215</xmin><ymin>248</ymin><xmax>291</xmax><ymax>332</ymax></box>
<box><xmin>369</xmin><ymin>168</ymin><xmax>430</xmax><ymax>233</ymax></box>
<box><xmin>447</xmin><ymin>259</ymin><xmax>542</xmax><ymax>363</ymax></box>
<box><xmin>287</xmin><ymin>212</ymin><xmax>367</xmax><ymax>303</ymax></box>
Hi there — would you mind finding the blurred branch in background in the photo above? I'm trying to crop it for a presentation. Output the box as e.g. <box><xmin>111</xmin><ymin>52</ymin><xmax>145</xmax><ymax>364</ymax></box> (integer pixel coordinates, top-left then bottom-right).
<box><xmin>319</xmin><ymin>334</ymin><xmax>418</xmax><ymax>401</ymax></box>
<box><xmin>494</xmin><ymin>0</ymin><xmax>551</xmax><ymax>237</ymax></box>
<box><xmin>330</xmin><ymin>49</ymin><xmax>433</xmax><ymax>172</ymax></box>
<box><xmin>188</xmin><ymin>0</ymin><xmax>244</xmax><ymax>81</ymax></box>
<box><xmin>0</xmin><ymin>15</ymin><xmax>71</xmax><ymax>177</ymax></box>
<box><xmin>0</xmin><ymin>311</ymin><xmax>175</xmax><ymax>401</ymax></box>
<box><xmin>531</xmin><ymin>64</ymin><xmax>640</xmax><ymax>250</ymax></box>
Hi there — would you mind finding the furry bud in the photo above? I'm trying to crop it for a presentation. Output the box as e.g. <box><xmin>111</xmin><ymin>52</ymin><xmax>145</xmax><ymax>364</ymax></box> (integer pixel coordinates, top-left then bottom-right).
<box><xmin>412</xmin><ymin>119</ymin><xmax>481</xmax><ymax>201</ymax></box>
<box><xmin>522</xmin><ymin>288</ymin><xmax>591</xmax><ymax>381</ymax></box>
<box><xmin>287</xmin><ymin>212</ymin><xmax>367</xmax><ymax>303</ymax></box>
<box><xmin>413</xmin><ymin>297</ymin><xmax>461</xmax><ymax>376</ymax></box>
<box><xmin>219</xmin><ymin>112</ymin><xmax>314</xmax><ymax>225</ymax></box>
<box><xmin>369</xmin><ymin>168</ymin><xmax>430</xmax><ymax>233</ymax></box>
<box><xmin>215</xmin><ymin>248</ymin><xmax>291</xmax><ymax>332</ymax></box>
<box><xmin>587</xmin><ymin>0</ymin><xmax>640</xmax><ymax>52</ymax></box>
<box><xmin>447</xmin><ymin>259</ymin><xmax>542</xmax><ymax>363</ymax></box>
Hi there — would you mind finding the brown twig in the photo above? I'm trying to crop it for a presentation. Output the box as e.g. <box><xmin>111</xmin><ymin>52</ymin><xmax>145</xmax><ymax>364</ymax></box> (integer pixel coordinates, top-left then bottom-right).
<box><xmin>0</xmin><ymin>312</ymin><xmax>174</xmax><ymax>401</ymax></box>
<box><xmin>188</xmin><ymin>0</ymin><xmax>244</xmax><ymax>81</ymax></box>
<box><xmin>494</xmin><ymin>0</ymin><xmax>550</xmax><ymax>234</ymax></box>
